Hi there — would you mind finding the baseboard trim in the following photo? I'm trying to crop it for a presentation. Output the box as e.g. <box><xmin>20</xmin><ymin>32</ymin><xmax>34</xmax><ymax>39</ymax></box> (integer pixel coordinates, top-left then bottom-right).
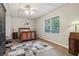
<box><xmin>39</xmin><ymin>37</ymin><xmax>68</xmax><ymax>49</ymax></box>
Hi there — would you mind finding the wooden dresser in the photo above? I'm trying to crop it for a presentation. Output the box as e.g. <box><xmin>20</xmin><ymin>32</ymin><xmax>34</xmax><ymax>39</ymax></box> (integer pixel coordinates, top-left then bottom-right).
<box><xmin>19</xmin><ymin>28</ymin><xmax>36</xmax><ymax>42</ymax></box>
<box><xmin>69</xmin><ymin>32</ymin><xmax>79</xmax><ymax>55</ymax></box>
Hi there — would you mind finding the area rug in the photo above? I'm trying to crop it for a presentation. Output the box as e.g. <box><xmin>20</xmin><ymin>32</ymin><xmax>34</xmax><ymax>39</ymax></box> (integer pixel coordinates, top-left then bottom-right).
<box><xmin>7</xmin><ymin>40</ymin><xmax>52</xmax><ymax>56</ymax></box>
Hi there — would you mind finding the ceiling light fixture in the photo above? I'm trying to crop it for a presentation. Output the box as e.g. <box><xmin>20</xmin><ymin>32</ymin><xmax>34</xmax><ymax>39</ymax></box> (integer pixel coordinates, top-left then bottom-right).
<box><xmin>24</xmin><ymin>5</ymin><xmax>35</xmax><ymax>15</ymax></box>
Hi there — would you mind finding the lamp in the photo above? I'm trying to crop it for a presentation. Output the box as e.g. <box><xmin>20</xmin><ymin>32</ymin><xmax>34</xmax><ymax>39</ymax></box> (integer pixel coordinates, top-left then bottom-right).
<box><xmin>72</xmin><ymin>21</ymin><xmax>79</xmax><ymax>32</ymax></box>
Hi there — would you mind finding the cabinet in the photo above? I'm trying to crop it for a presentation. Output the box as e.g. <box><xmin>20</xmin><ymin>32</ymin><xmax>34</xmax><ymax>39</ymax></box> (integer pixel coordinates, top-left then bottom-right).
<box><xmin>69</xmin><ymin>32</ymin><xmax>79</xmax><ymax>55</ymax></box>
<box><xmin>19</xmin><ymin>28</ymin><xmax>36</xmax><ymax>42</ymax></box>
<box><xmin>0</xmin><ymin>3</ymin><xmax>6</xmax><ymax>55</ymax></box>
<box><xmin>12</xmin><ymin>32</ymin><xmax>18</xmax><ymax>39</ymax></box>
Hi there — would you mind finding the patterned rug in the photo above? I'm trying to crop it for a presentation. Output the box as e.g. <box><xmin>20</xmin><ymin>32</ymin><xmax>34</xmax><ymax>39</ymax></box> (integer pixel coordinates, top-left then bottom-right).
<box><xmin>7</xmin><ymin>40</ymin><xmax>52</xmax><ymax>56</ymax></box>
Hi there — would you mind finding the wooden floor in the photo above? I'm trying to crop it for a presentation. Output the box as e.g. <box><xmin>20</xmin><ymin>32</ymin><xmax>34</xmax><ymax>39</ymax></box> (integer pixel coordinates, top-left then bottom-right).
<box><xmin>39</xmin><ymin>38</ymin><xmax>73</xmax><ymax>56</ymax></box>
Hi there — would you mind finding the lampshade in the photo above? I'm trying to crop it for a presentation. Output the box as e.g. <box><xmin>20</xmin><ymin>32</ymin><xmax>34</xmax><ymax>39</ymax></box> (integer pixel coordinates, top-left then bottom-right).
<box><xmin>71</xmin><ymin>21</ymin><xmax>79</xmax><ymax>32</ymax></box>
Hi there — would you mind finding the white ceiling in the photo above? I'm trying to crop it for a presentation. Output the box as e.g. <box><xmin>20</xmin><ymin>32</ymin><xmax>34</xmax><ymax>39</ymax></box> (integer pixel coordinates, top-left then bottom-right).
<box><xmin>4</xmin><ymin>3</ymin><xmax>65</xmax><ymax>19</ymax></box>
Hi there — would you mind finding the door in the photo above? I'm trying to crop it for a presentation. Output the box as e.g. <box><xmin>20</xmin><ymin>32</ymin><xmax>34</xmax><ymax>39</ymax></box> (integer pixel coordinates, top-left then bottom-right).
<box><xmin>0</xmin><ymin>3</ymin><xmax>6</xmax><ymax>56</ymax></box>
